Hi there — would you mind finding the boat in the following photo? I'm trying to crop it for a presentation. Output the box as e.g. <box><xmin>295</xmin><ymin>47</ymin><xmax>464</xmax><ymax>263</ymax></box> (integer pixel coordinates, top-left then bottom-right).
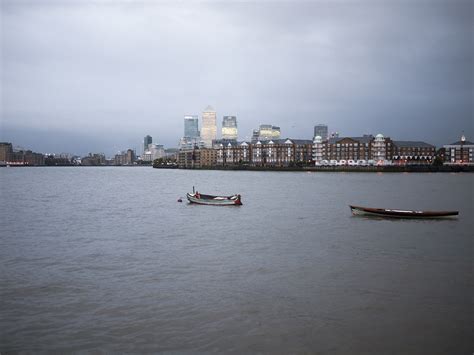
<box><xmin>187</xmin><ymin>191</ymin><xmax>242</xmax><ymax>206</ymax></box>
<box><xmin>349</xmin><ymin>205</ymin><xmax>458</xmax><ymax>219</ymax></box>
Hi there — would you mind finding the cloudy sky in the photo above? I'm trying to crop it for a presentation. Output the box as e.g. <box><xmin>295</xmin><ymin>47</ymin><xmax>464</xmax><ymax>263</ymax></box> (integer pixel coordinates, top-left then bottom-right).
<box><xmin>1</xmin><ymin>0</ymin><xmax>472</xmax><ymax>155</ymax></box>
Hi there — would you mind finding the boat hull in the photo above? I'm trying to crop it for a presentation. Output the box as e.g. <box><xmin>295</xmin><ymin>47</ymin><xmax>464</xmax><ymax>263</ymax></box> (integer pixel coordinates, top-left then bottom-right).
<box><xmin>350</xmin><ymin>205</ymin><xmax>458</xmax><ymax>219</ymax></box>
<box><xmin>187</xmin><ymin>193</ymin><xmax>242</xmax><ymax>206</ymax></box>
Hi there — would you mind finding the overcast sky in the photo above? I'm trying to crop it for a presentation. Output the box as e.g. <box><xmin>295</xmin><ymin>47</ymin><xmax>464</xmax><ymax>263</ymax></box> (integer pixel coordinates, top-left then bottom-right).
<box><xmin>1</xmin><ymin>0</ymin><xmax>472</xmax><ymax>155</ymax></box>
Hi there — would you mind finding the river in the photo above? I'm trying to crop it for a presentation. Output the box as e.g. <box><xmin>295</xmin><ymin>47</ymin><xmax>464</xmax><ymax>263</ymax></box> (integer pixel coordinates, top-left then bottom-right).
<box><xmin>0</xmin><ymin>167</ymin><xmax>472</xmax><ymax>354</ymax></box>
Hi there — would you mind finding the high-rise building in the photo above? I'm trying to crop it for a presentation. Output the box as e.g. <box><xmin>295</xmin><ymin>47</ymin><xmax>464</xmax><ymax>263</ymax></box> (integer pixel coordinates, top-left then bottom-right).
<box><xmin>251</xmin><ymin>129</ymin><xmax>260</xmax><ymax>142</ymax></box>
<box><xmin>222</xmin><ymin>116</ymin><xmax>238</xmax><ymax>140</ymax></box>
<box><xmin>143</xmin><ymin>135</ymin><xmax>152</xmax><ymax>152</ymax></box>
<box><xmin>252</xmin><ymin>124</ymin><xmax>281</xmax><ymax>142</ymax></box>
<box><xmin>314</xmin><ymin>124</ymin><xmax>328</xmax><ymax>140</ymax></box>
<box><xmin>201</xmin><ymin>105</ymin><xmax>217</xmax><ymax>147</ymax></box>
<box><xmin>184</xmin><ymin>115</ymin><xmax>199</xmax><ymax>139</ymax></box>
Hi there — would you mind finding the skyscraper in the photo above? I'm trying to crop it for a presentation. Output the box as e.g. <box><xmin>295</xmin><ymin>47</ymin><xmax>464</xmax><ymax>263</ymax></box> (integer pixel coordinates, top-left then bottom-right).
<box><xmin>184</xmin><ymin>115</ymin><xmax>199</xmax><ymax>139</ymax></box>
<box><xmin>221</xmin><ymin>116</ymin><xmax>238</xmax><ymax>140</ymax></box>
<box><xmin>252</xmin><ymin>124</ymin><xmax>281</xmax><ymax>142</ymax></box>
<box><xmin>201</xmin><ymin>105</ymin><xmax>217</xmax><ymax>147</ymax></box>
<box><xmin>314</xmin><ymin>124</ymin><xmax>328</xmax><ymax>140</ymax></box>
<box><xmin>143</xmin><ymin>135</ymin><xmax>152</xmax><ymax>152</ymax></box>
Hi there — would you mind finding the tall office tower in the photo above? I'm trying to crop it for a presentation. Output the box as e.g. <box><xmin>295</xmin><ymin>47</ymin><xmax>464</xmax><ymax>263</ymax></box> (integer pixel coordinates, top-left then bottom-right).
<box><xmin>184</xmin><ymin>115</ymin><xmax>199</xmax><ymax>139</ymax></box>
<box><xmin>221</xmin><ymin>116</ymin><xmax>238</xmax><ymax>140</ymax></box>
<box><xmin>201</xmin><ymin>105</ymin><xmax>217</xmax><ymax>147</ymax></box>
<box><xmin>257</xmin><ymin>124</ymin><xmax>281</xmax><ymax>141</ymax></box>
<box><xmin>143</xmin><ymin>135</ymin><xmax>152</xmax><ymax>152</ymax></box>
<box><xmin>314</xmin><ymin>124</ymin><xmax>328</xmax><ymax>140</ymax></box>
<box><xmin>270</xmin><ymin>126</ymin><xmax>281</xmax><ymax>139</ymax></box>
<box><xmin>251</xmin><ymin>129</ymin><xmax>260</xmax><ymax>142</ymax></box>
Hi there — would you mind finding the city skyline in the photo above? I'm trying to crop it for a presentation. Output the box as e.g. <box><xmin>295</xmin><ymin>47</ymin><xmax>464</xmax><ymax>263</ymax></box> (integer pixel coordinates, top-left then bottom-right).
<box><xmin>1</xmin><ymin>1</ymin><xmax>472</xmax><ymax>155</ymax></box>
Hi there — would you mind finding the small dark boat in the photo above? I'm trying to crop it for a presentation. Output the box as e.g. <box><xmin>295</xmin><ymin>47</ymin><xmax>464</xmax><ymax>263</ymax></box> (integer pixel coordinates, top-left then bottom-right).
<box><xmin>187</xmin><ymin>192</ymin><xmax>242</xmax><ymax>206</ymax></box>
<box><xmin>349</xmin><ymin>205</ymin><xmax>458</xmax><ymax>219</ymax></box>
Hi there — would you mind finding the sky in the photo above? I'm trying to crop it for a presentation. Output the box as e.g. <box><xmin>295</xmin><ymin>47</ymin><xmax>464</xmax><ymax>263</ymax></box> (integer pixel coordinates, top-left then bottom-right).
<box><xmin>1</xmin><ymin>0</ymin><xmax>473</xmax><ymax>156</ymax></box>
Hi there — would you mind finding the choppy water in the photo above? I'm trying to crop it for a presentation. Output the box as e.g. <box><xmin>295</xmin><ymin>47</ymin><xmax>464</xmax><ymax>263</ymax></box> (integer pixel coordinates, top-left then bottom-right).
<box><xmin>0</xmin><ymin>167</ymin><xmax>472</xmax><ymax>354</ymax></box>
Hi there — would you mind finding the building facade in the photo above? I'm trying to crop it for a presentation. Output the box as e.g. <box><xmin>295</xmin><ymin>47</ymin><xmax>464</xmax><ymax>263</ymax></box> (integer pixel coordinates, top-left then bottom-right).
<box><xmin>143</xmin><ymin>143</ymin><xmax>165</xmax><ymax>161</ymax></box>
<box><xmin>184</xmin><ymin>115</ymin><xmax>200</xmax><ymax>139</ymax></box>
<box><xmin>324</xmin><ymin>135</ymin><xmax>374</xmax><ymax>163</ymax></box>
<box><xmin>391</xmin><ymin>141</ymin><xmax>436</xmax><ymax>165</ymax></box>
<box><xmin>0</xmin><ymin>142</ymin><xmax>13</xmax><ymax>162</ymax></box>
<box><xmin>215</xmin><ymin>139</ymin><xmax>312</xmax><ymax>167</ymax></box>
<box><xmin>442</xmin><ymin>135</ymin><xmax>473</xmax><ymax>165</ymax></box>
<box><xmin>222</xmin><ymin>116</ymin><xmax>238</xmax><ymax>140</ymax></box>
<box><xmin>0</xmin><ymin>143</ymin><xmax>44</xmax><ymax>166</ymax></box>
<box><xmin>201</xmin><ymin>106</ymin><xmax>217</xmax><ymax>147</ymax></box>
<box><xmin>313</xmin><ymin>134</ymin><xmax>437</xmax><ymax>166</ymax></box>
<box><xmin>178</xmin><ymin>147</ymin><xmax>216</xmax><ymax>168</ymax></box>
<box><xmin>82</xmin><ymin>153</ymin><xmax>106</xmax><ymax>166</ymax></box>
<box><xmin>114</xmin><ymin>149</ymin><xmax>135</xmax><ymax>165</ymax></box>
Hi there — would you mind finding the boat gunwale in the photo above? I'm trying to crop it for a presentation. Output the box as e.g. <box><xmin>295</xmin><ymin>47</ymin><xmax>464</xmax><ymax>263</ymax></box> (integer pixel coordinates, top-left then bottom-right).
<box><xmin>349</xmin><ymin>205</ymin><xmax>459</xmax><ymax>218</ymax></box>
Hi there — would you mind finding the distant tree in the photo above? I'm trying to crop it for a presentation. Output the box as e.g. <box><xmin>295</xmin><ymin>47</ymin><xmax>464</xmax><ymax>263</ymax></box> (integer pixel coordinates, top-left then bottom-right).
<box><xmin>432</xmin><ymin>156</ymin><xmax>444</xmax><ymax>166</ymax></box>
<box><xmin>152</xmin><ymin>158</ymin><xmax>164</xmax><ymax>168</ymax></box>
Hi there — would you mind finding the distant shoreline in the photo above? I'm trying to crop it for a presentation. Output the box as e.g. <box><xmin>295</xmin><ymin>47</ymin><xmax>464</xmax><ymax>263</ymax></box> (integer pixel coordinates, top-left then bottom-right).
<box><xmin>3</xmin><ymin>165</ymin><xmax>473</xmax><ymax>172</ymax></box>
<box><xmin>156</xmin><ymin>165</ymin><xmax>474</xmax><ymax>173</ymax></box>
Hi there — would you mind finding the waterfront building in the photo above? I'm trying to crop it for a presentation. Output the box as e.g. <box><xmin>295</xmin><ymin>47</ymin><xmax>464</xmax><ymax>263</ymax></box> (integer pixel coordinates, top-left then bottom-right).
<box><xmin>216</xmin><ymin>141</ymin><xmax>250</xmax><ymax>166</ymax></box>
<box><xmin>143</xmin><ymin>135</ymin><xmax>152</xmax><ymax>153</ymax></box>
<box><xmin>0</xmin><ymin>143</ymin><xmax>44</xmax><ymax>166</ymax></box>
<box><xmin>178</xmin><ymin>147</ymin><xmax>216</xmax><ymax>168</ymax></box>
<box><xmin>391</xmin><ymin>141</ymin><xmax>436</xmax><ymax>165</ymax></box>
<box><xmin>215</xmin><ymin>139</ymin><xmax>312</xmax><ymax>167</ymax></box>
<box><xmin>325</xmin><ymin>135</ymin><xmax>374</xmax><ymax>163</ymax></box>
<box><xmin>253</xmin><ymin>139</ymin><xmax>312</xmax><ymax>166</ymax></box>
<box><xmin>442</xmin><ymin>134</ymin><xmax>473</xmax><ymax>165</ymax></box>
<box><xmin>312</xmin><ymin>136</ymin><xmax>325</xmax><ymax>165</ymax></box>
<box><xmin>315</xmin><ymin>134</ymin><xmax>439</xmax><ymax>166</ymax></box>
<box><xmin>83</xmin><ymin>153</ymin><xmax>106</xmax><ymax>166</ymax></box>
<box><xmin>314</xmin><ymin>124</ymin><xmax>328</xmax><ymax>140</ymax></box>
<box><xmin>222</xmin><ymin>116</ymin><xmax>238</xmax><ymax>140</ymax></box>
<box><xmin>113</xmin><ymin>149</ymin><xmax>135</xmax><ymax>165</ymax></box>
<box><xmin>201</xmin><ymin>106</ymin><xmax>217</xmax><ymax>147</ymax></box>
<box><xmin>200</xmin><ymin>148</ymin><xmax>218</xmax><ymax>167</ymax></box>
<box><xmin>0</xmin><ymin>142</ymin><xmax>13</xmax><ymax>162</ymax></box>
<box><xmin>372</xmin><ymin>134</ymin><xmax>389</xmax><ymax>164</ymax></box>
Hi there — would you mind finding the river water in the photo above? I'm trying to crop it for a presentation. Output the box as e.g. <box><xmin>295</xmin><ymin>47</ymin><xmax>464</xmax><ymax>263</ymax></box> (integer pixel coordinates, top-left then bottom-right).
<box><xmin>0</xmin><ymin>167</ymin><xmax>472</xmax><ymax>354</ymax></box>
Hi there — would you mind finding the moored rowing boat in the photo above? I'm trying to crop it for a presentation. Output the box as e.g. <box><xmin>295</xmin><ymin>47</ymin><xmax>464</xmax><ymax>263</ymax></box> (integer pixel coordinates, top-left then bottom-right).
<box><xmin>187</xmin><ymin>192</ymin><xmax>242</xmax><ymax>206</ymax></box>
<box><xmin>349</xmin><ymin>205</ymin><xmax>458</xmax><ymax>218</ymax></box>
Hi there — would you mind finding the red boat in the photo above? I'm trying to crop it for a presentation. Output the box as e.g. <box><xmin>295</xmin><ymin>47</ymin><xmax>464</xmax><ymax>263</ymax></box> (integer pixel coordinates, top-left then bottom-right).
<box><xmin>349</xmin><ymin>205</ymin><xmax>458</xmax><ymax>219</ymax></box>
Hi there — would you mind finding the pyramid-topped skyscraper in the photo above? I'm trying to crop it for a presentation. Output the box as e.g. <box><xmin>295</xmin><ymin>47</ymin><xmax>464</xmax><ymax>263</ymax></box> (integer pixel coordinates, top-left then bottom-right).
<box><xmin>201</xmin><ymin>105</ymin><xmax>217</xmax><ymax>147</ymax></box>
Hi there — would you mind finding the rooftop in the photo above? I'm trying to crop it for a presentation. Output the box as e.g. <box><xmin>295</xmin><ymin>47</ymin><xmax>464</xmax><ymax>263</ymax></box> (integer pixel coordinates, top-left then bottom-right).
<box><xmin>448</xmin><ymin>140</ymin><xmax>474</xmax><ymax>145</ymax></box>
<box><xmin>393</xmin><ymin>141</ymin><xmax>435</xmax><ymax>148</ymax></box>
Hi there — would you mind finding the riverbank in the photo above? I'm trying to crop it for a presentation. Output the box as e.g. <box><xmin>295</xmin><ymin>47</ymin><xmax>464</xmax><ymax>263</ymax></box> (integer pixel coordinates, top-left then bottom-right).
<box><xmin>155</xmin><ymin>165</ymin><xmax>474</xmax><ymax>172</ymax></box>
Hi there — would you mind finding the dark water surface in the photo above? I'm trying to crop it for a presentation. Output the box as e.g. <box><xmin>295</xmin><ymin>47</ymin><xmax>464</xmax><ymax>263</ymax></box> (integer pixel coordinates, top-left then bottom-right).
<box><xmin>1</xmin><ymin>167</ymin><xmax>472</xmax><ymax>354</ymax></box>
